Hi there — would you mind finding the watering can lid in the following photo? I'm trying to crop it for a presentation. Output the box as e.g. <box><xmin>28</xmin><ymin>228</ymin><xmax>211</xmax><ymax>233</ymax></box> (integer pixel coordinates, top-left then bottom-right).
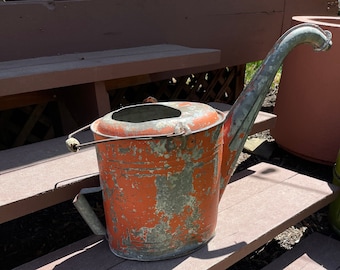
<box><xmin>91</xmin><ymin>101</ymin><xmax>225</xmax><ymax>138</ymax></box>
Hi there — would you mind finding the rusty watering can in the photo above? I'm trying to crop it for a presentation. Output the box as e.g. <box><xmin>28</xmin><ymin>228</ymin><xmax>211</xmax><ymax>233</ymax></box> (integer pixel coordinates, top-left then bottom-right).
<box><xmin>66</xmin><ymin>23</ymin><xmax>332</xmax><ymax>261</ymax></box>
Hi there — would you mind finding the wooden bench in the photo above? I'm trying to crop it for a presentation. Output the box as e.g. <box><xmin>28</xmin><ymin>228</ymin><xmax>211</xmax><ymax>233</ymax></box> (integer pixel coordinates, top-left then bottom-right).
<box><xmin>0</xmin><ymin>103</ymin><xmax>276</xmax><ymax>224</ymax></box>
<box><xmin>0</xmin><ymin>44</ymin><xmax>221</xmax><ymax>127</ymax></box>
<box><xmin>13</xmin><ymin>162</ymin><xmax>340</xmax><ymax>270</ymax></box>
<box><xmin>0</xmin><ymin>44</ymin><xmax>221</xmax><ymax>97</ymax></box>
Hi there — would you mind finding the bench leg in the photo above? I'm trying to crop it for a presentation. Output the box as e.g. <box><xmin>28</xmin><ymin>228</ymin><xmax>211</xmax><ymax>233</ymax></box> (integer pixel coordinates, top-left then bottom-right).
<box><xmin>93</xmin><ymin>81</ymin><xmax>111</xmax><ymax>117</ymax></box>
<box><xmin>58</xmin><ymin>81</ymin><xmax>111</xmax><ymax>132</ymax></box>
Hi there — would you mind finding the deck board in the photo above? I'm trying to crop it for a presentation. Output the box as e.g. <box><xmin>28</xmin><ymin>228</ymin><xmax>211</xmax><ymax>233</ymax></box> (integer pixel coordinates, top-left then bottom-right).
<box><xmin>14</xmin><ymin>163</ymin><xmax>339</xmax><ymax>270</ymax></box>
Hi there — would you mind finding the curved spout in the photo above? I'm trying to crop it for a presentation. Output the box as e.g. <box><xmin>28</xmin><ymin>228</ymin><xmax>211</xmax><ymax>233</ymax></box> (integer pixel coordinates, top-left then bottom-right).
<box><xmin>219</xmin><ymin>23</ymin><xmax>332</xmax><ymax>198</ymax></box>
<box><xmin>228</xmin><ymin>23</ymin><xmax>331</xmax><ymax>149</ymax></box>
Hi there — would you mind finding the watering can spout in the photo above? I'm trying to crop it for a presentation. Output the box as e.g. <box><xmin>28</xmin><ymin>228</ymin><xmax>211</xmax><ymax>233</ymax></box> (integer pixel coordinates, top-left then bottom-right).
<box><xmin>219</xmin><ymin>23</ymin><xmax>332</xmax><ymax>198</ymax></box>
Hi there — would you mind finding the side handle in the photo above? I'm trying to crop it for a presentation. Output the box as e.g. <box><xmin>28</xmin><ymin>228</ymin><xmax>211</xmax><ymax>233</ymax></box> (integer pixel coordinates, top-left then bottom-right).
<box><xmin>73</xmin><ymin>186</ymin><xmax>106</xmax><ymax>236</ymax></box>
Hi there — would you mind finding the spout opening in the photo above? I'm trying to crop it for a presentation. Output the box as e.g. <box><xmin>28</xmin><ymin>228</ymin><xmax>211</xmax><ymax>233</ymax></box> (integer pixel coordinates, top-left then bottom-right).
<box><xmin>112</xmin><ymin>104</ymin><xmax>181</xmax><ymax>123</ymax></box>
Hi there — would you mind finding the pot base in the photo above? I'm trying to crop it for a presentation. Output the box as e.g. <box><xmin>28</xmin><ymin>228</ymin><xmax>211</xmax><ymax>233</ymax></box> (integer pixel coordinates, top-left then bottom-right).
<box><xmin>108</xmin><ymin>234</ymin><xmax>215</xmax><ymax>261</ymax></box>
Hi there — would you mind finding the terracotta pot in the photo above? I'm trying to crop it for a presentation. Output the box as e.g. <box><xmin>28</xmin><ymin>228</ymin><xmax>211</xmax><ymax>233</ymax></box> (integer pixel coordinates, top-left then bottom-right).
<box><xmin>272</xmin><ymin>16</ymin><xmax>340</xmax><ymax>165</ymax></box>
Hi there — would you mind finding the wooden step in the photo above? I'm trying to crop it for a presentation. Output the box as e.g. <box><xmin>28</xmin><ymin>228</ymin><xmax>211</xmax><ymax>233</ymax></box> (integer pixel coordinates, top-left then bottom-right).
<box><xmin>0</xmin><ymin>131</ymin><xmax>97</xmax><ymax>224</ymax></box>
<box><xmin>0</xmin><ymin>44</ymin><xmax>220</xmax><ymax>97</ymax></box>
<box><xmin>0</xmin><ymin>107</ymin><xmax>276</xmax><ymax>224</ymax></box>
<box><xmin>14</xmin><ymin>163</ymin><xmax>340</xmax><ymax>270</ymax></box>
<box><xmin>263</xmin><ymin>232</ymin><xmax>340</xmax><ymax>269</ymax></box>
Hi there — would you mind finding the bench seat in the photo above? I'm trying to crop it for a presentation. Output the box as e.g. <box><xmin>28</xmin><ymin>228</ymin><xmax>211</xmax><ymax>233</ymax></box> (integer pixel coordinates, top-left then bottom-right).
<box><xmin>14</xmin><ymin>162</ymin><xmax>339</xmax><ymax>270</ymax></box>
<box><xmin>0</xmin><ymin>44</ymin><xmax>221</xmax><ymax>129</ymax></box>
<box><xmin>0</xmin><ymin>44</ymin><xmax>220</xmax><ymax>97</ymax></box>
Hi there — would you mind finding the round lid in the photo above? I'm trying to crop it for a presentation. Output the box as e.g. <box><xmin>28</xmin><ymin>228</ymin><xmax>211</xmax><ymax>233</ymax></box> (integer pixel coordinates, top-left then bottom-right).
<box><xmin>91</xmin><ymin>101</ymin><xmax>225</xmax><ymax>138</ymax></box>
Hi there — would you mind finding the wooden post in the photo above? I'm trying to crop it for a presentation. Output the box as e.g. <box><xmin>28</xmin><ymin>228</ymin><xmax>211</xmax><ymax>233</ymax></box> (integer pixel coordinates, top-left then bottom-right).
<box><xmin>57</xmin><ymin>82</ymin><xmax>111</xmax><ymax>131</ymax></box>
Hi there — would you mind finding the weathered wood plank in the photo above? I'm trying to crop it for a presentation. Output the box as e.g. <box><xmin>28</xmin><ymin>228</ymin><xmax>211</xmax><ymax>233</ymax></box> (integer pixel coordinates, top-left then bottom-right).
<box><xmin>263</xmin><ymin>232</ymin><xmax>340</xmax><ymax>269</ymax></box>
<box><xmin>14</xmin><ymin>163</ymin><xmax>339</xmax><ymax>270</ymax></box>
<box><xmin>0</xmin><ymin>131</ymin><xmax>97</xmax><ymax>224</ymax></box>
<box><xmin>0</xmin><ymin>90</ymin><xmax>57</xmax><ymax>111</ymax></box>
<box><xmin>14</xmin><ymin>235</ymin><xmax>124</xmax><ymax>270</ymax></box>
<box><xmin>0</xmin><ymin>148</ymin><xmax>98</xmax><ymax>223</ymax></box>
<box><xmin>0</xmin><ymin>45</ymin><xmax>220</xmax><ymax>97</ymax></box>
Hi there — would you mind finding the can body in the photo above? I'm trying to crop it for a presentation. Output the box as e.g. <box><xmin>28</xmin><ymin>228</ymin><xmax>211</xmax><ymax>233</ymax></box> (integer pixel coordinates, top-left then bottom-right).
<box><xmin>93</xmin><ymin>124</ymin><xmax>224</xmax><ymax>260</ymax></box>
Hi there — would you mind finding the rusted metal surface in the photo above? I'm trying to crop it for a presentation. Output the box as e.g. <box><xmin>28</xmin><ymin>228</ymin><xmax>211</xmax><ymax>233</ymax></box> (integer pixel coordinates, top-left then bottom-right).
<box><xmin>68</xmin><ymin>23</ymin><xmax>332</xmax><ymax>261</ymax></box>
<box><xmin>91</xmin><ymin>102</ymin><xmax>225</xmax><ymax>260</ymax></box>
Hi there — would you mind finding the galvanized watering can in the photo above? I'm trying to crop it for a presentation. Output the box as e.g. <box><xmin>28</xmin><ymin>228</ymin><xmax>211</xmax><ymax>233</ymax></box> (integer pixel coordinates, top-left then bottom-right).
<box><xmin>66</xmin><ymin>23</ymin><xmax>332</xmax><ymax>261</ymax></box>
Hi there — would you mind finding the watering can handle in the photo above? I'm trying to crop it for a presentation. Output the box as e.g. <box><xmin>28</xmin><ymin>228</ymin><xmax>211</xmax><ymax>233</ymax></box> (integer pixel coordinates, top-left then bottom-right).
<box><xmin>65</xmin><ymin>122</ymin><xmax>189</xmax><ymax>152</ymax></box>
<box><xmin>73</xmin><ymin>186</ymin><xmax>107</xmax><ymax>236</ymax></box>
<box><xmin>66</xmin><ymin>123</ymin><xmax>123</xmax><ymax>152</ymax></box>
<box><xmin>66</xmin><ymin>124</ymin><xmax>92</xmax><ymax>152</ymax></box>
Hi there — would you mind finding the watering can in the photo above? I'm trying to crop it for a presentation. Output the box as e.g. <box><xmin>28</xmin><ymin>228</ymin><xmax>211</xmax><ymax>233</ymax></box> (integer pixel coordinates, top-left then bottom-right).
<box><xmin>66</xmin><ymin>23</ymin><xmax>332</xmax><ymax>261</ymax></box>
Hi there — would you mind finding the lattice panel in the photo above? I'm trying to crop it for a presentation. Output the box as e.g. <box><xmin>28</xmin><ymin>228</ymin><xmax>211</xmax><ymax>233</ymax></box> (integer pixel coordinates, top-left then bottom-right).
<box><xmin>0</xmin><ymin>102</ymin><xmax>62</xmax><ymax>150</ymax></box>
<box><xmin>108</xmin><ymin>65</ymin><xmax>245</xmax><ymax>110</ymax></box>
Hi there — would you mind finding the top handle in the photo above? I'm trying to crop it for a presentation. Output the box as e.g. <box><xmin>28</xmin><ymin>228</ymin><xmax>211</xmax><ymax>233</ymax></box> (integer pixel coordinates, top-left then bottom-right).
<box><xmin>65</xmin><ymin>122</ymin><xmax>189</xmax><ymax>152</ymax></box>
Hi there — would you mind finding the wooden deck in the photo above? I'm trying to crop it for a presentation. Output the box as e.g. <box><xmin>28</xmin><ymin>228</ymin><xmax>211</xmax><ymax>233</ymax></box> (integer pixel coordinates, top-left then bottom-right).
<box><xmin>14</xmin><ymin>162</ymin><xmax>339</xmax><ymax>270</ymax></box>
<box><xmin>1</xmin><ymin>2</ymin><xmax>339</xmax><ymax>268</ymax></box>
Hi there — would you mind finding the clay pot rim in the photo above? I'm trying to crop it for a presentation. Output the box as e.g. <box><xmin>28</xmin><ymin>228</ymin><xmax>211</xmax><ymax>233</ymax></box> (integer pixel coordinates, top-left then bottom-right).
<box><xmin>293</xmin><ymin>16</ymin><xmax>340</xmax><ymax>28</ymax></box>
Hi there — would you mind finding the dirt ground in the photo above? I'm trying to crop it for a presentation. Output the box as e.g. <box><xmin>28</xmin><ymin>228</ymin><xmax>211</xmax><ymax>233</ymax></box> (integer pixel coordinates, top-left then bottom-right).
<box><xmin>0</xmin><ymin>86</ymin><xmax>339</xmax><ymax>270</ymax></box>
